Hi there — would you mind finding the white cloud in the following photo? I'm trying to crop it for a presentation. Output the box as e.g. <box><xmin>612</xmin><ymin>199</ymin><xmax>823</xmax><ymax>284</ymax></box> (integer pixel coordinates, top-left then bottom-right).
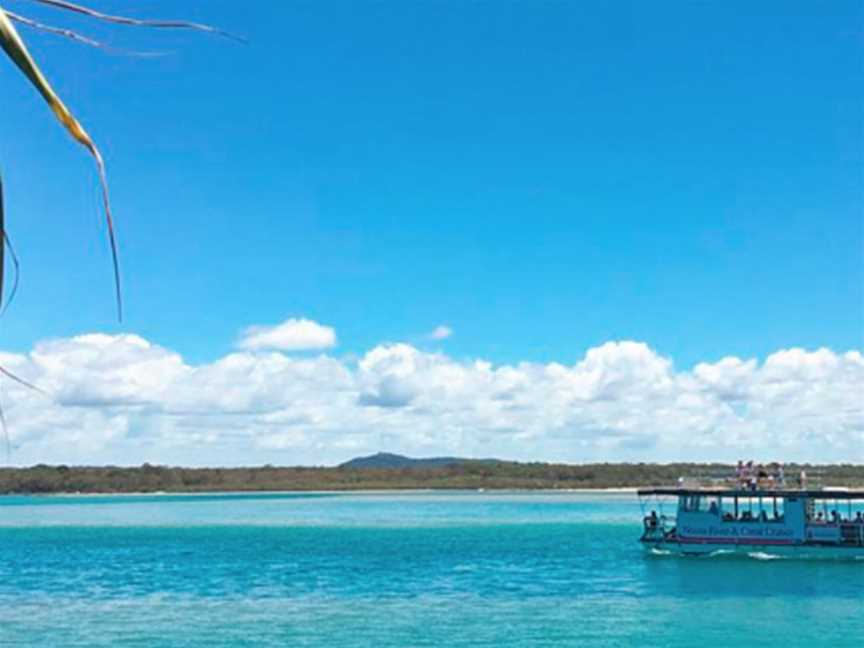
<box><xmin>0</xmin><ymin>332</ymin><xmax>861</xmax><ymax>466</ymax></box>
<box><xmin>238</xmin><ymin>318</ymin><xmax>336</xmax><ymax>352</ymax></box>
<box><xmin>429</xmin><ymin>325</ymin><xmax>453</xmax><ymax>340</ymax></box>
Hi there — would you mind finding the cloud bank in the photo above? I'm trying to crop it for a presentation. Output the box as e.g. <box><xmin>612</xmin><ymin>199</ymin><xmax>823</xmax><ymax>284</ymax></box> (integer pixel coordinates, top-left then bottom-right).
<box><xmin>0</xmin><ymin>330</ymin><xmax>861</xmax><ymax>466</ymax></box>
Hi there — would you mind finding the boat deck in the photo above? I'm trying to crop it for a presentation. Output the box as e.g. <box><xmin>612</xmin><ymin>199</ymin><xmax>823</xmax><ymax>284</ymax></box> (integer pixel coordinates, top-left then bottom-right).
<box><xmin>638</xmin><ymin>487</ymin><xmax>864</xmax><ymax>499</ymax></box>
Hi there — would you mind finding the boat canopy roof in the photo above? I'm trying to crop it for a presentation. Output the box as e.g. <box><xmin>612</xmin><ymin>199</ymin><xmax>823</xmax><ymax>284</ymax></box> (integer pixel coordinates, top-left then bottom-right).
<box><xmin>637</xmin><ymin>488</ymin><xmax>864</xmax><ymax>500</ymax></box>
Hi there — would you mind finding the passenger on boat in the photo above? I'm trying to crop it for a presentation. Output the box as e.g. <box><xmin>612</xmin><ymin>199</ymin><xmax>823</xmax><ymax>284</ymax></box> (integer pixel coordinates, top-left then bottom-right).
<box><xmin>735</xmin><ymin>459</ymin><xmax>748</xmax><ymax>488</ymax></box>
<box><xmin>855</xmin><ymin>512</ymin><xmax>863</xmax><ymax>524</ymax></box>
<box><xmin>647</xmin><ymin>510</ymin><xmax>658</xmax><ymax>529</ymax></box>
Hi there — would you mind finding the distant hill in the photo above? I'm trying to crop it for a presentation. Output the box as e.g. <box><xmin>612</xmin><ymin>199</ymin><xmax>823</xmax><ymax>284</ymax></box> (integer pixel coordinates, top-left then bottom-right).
<box><xmin>338</xmin><ymin>452</ymin><xmax>495</xmax><ymax>470</ymax></box>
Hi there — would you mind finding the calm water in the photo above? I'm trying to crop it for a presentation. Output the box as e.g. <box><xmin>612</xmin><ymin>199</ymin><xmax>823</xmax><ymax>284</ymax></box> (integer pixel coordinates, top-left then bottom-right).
<box><xmin>0</xmin><ymin>491</ymin><xmax>861</xmax><ymax>647</ymax></box>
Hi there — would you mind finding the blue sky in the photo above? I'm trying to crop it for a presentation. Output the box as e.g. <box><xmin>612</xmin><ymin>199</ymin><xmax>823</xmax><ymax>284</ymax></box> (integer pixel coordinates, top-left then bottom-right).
<box><xmin>0</xmin><ymin>0</ymin><xmax>860</xmax><ymax>366</ymax></box>
<box><xmin>0</xmin><ymin>2</ymin><xmax>861</xmax><ymax>465</ymax></box>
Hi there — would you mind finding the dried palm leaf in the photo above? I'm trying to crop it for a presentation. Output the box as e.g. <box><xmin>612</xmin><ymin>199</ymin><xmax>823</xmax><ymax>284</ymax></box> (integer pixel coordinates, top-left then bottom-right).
<box><xmin>1</xmin><ymin>3</ymin><xmax>238</xmax><ymax>322</ymax></box>
<box><xmin>7</xmin><ymin>10</ymin><xmax>160</xmax><ymax>55</ymax></box>
<box><xmin>0</xmin><ymin>6</ymin><xmax>122</xmax><ymax>318</ymax></box>
<box><xmin>27</xmin><ymin>0</ymin><xmax>244</xmax><ymax>42</ymax></box>
<box><xmin>0</xmin><ymin>172</ymin><xmax>5</xmax><ymax>310</ymax></box>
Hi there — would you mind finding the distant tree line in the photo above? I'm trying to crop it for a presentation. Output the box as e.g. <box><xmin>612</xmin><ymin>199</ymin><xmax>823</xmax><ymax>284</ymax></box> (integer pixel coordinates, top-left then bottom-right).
<box><xmin>0</xmin><ymin>462</ymin><xmax>862</xmax><ymax>494</ymax></box>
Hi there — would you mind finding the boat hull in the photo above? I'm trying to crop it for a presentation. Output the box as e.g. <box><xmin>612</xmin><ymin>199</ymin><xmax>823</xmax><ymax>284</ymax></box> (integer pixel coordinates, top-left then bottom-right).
<box><xmin>642</xmin><ymin>538</ymin><xmax>864</xmax><ymax>559</ymax></box>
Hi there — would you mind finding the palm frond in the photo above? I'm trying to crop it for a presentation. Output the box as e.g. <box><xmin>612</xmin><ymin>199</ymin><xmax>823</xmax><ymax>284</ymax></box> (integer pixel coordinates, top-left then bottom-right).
<box><xmin>7</xmin><ymin>10</ymin><xmax>160</xmax><ymax>55</ymax></box>
<box><xmin>27</xmin><ymin>0</ymin><xmax>245</xmax><ymax>42</ymax></box>
<box><xmin>0</xmin><ymin>172</ymin><xmax>18</xmax><ymax>316</ymax></box>
<box><xmin>2</xmin><ymin>230</ymin><xmax>21</xmax><ymax>318</ymax></box>
<box><xmin>0</xmin><ymin>2</ymin><xmax>239</xmax><ymax>322</ymax></box>
<box><xmin>8</xmin><ymin>10</ymin><xmax>110</xmax><ymax>49</ymax></box>
<box><xmin>0</xmin><ymin>172</ymin><xmax>5</xmax><ymax>310</ymax></box>
<box><xmin>0</xmin><ymin>6</ymin><xmax>122</xmax><ymax>318</ymax></box>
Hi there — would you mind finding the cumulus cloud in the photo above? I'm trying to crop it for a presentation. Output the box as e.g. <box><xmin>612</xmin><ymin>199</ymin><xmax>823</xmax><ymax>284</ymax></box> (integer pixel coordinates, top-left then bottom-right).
<box><xmin>238</xmin><ymin>318</ymin><xmax>336</xmax><ymax>352</ymax></box>
<box><xmin>429</xmin><ymin>325</ymin><xmax>453</xmax><ymax>340</ymax></box>
<box><xmin>0</xmin><ymin>333</ymin><xmax>861</xmax><ymax>466</ymax></box>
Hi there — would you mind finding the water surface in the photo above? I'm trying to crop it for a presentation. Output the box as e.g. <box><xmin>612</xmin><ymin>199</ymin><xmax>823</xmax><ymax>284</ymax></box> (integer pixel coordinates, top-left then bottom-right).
<box><xmin>1</xmin><ymin>491</ymin><xmax>860</xmax><ymax>646</ymax></box>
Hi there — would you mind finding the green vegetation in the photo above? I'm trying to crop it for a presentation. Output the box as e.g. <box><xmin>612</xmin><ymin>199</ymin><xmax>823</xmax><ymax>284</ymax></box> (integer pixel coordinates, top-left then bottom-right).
<box><xmin>1</xmin><ymin>461</ymin><xmax>863</xmax><ymax>494</ymax></box>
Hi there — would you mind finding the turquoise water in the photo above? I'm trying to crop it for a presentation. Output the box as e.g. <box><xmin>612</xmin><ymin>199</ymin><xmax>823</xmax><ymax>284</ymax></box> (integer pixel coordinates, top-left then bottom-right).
<box><xmin>0</xmin><ymin>492</ymin><xmax>861</xmax><ymax>647</ymax></box>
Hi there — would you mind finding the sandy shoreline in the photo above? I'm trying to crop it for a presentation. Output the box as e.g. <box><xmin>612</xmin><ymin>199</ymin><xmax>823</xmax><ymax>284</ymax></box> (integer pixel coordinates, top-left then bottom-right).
<box><xmin>18</xmin><ymin>487</ymin><xmax>641</xmax><ymax>498</ymax></box>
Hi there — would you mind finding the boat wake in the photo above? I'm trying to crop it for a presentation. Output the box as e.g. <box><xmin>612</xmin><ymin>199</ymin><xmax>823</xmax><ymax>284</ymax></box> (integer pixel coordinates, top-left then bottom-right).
<box><xmin>746</xmin><ymin>551</ymin><xmax>783</xmax><ymax>561</ymax></box>
<box><xmin>706</xmin><ymin>549</ymin><xmax>735</xmax><ymax>557</ymax></box>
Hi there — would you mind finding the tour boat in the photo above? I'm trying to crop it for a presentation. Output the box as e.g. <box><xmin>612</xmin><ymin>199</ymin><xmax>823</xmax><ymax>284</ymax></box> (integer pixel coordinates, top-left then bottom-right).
<box><xmin>638</xmin><ymin>487</ymin><xmax>864</xmax><ymax>558</ymax></box>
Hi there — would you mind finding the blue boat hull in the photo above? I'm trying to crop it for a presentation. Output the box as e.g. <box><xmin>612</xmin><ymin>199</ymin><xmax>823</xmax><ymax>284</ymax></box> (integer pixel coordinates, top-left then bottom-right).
<box><xmin>642</xmin><ymin>538</ymin><xmax>864</xmax><ymax>559</ymax></box>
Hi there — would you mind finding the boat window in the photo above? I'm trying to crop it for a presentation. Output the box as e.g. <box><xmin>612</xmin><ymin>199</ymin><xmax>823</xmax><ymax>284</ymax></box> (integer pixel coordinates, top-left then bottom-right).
<box><xmin>751</xmin><ymin>497</ymin><xmax>777</xmax><ymax>522</ymax></box>
<box><xmin>771</xmin><ymin>497</ymin><xmax>784</xmax><ymax>521</ymax></box>
<box><xmin>689</xmin><ymin>495</ymin><xmax>721</xmax><ymax>513</ymax></box>
<box><xmin>679</xmin><ymin>495</ymin><xmax>699</xmax><ymax>512</ymax></box>
<box><xmin>740</xmin><ymin>497</ymin><xmax>755</xmax><ymax>521</ymax></box>
<box><xmin>720</xmin><ymin>496</ymin><xmax>738</xmax><ymax>520</ymax></box>
<box><xmin>802</xmin><ymin>497</ymin><xmax>864</xmax><ymax>525</ymax></box>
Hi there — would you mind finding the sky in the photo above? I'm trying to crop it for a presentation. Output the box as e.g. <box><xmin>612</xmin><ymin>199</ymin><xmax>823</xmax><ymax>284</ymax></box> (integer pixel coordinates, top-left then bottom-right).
<box><xmin>0</xmin><ymin>1</ymin><xmax>861</xmax><ymax>466</ymax></box>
